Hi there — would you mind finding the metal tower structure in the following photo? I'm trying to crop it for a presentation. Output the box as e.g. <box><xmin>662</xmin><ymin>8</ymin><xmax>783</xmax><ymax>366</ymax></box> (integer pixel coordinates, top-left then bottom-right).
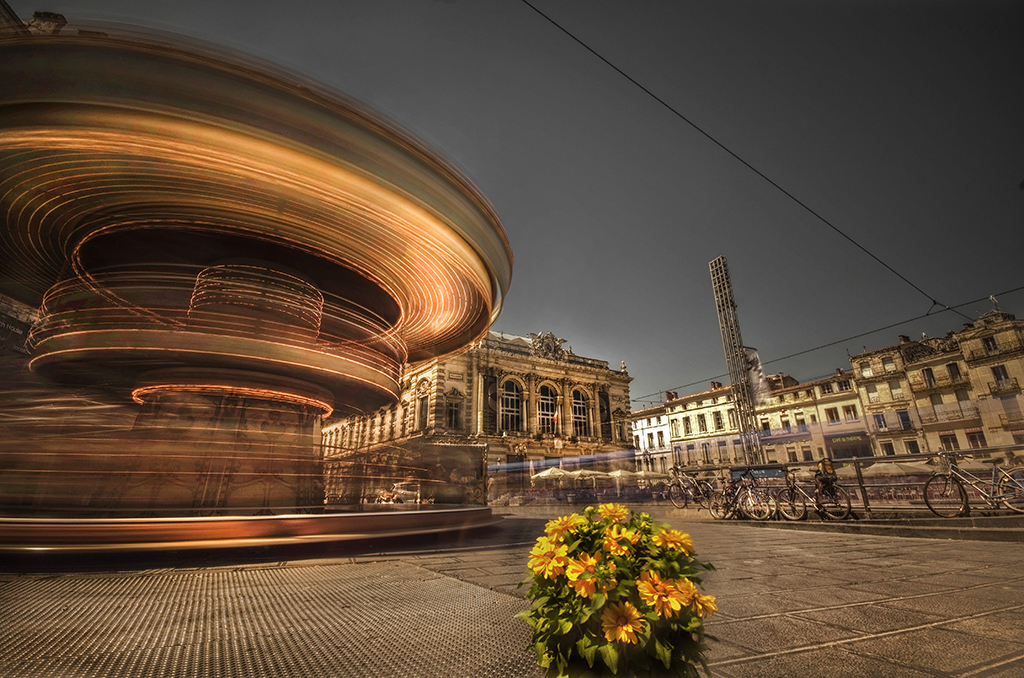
<box><xmin>709</xmin><ymin>256</ymin><xmax>762</xmax><ymax>465</ymax></box>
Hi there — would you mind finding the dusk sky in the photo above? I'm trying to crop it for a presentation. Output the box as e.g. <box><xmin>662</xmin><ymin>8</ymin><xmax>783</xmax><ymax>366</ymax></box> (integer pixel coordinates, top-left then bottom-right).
<box><xmin>10</xmin><ymin>0</ymin><xmax>1023</xmax><ymax>407</ymax></box>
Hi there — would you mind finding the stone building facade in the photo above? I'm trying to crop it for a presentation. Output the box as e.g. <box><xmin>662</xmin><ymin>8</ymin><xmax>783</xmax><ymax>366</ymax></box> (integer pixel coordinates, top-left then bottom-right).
<box><xmin>321</xmin><ymin>331</ymin><xmax>633</xmax><ymax>504</ymax></box>
<box><xmin>851</xmin><ymin>309</ymin><xmax>1024</xmax><ymax>454</ymax></box>
<box><xmin>633</xmin><ymin>308</ymin><xmax>1024</xmax><ymax>471</ymax></box>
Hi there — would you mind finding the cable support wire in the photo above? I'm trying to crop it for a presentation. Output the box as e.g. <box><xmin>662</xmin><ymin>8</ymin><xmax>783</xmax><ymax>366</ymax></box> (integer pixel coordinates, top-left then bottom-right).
<box><xmin>520</xmin><ymin>0</ymin><xmax>970</xmax><ymax>322</ymax></box>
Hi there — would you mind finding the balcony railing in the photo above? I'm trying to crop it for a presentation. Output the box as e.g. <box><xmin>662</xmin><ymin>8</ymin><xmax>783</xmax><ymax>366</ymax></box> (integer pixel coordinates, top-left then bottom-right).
<box><xmin>967</xmin><ymin>338</ymin><xmax>1024</xmax><ymax>362</ymax></box>
<box><xmin>917</xmin><ymin>405</ymin><xmax>980</xmax><ymax>424</ymax></box>
<box><xmin>907</xmin><ymin>374</ymin><xmax>970</xmax><ymax>393</ymax></box>
<box><xmin>999</xmin><ymin>412</ymin><xmax>1024</xmax><ymax>427</ymax></box>
<box><xmin>989</xmin><ymin>378</ymin><xmax>1020</xmax><ymax>395</ymax></box>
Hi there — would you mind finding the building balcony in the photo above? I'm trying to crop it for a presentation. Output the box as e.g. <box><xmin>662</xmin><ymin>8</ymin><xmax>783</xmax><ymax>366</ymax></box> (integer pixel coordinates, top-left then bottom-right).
<box><xmin>907</xmin><ymin>374</ymin><xmax>970</xmax><ymax>394</ymax></box>
<box><xmin>967</xmin><ymin>339</ymin><xmax>1024</xmax><ymax>362</ymax></box>
<box><xmin>917</xmin><ymin>405</ymin><xmax>981</xmax><ymax>425</ymax></box>
<box><xmin>758</xmin><ymin>425</ymin><xmax>812</xmax><ymax>442</ymax></box>
<box><xmin>989</xmin><ymin>378</ymin><xmax>1020</xmax><ymax>395</ymax></box>
<box><xmin>999</xmin><ymin>412</ymin><xmax>1024</xmax><ymax>428</ymax></box>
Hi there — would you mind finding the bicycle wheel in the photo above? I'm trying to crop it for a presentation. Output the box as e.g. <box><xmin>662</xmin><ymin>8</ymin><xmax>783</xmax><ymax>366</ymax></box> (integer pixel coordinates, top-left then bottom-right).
<box><xmin>924</xmin><ymin>475</ymin><xmax>967</xmax><ymax>517</ymax></box>
<box><xmin>708</xmin><ymin>491</ymin><xmax>731</xmax><ymax>520</ymax></box>
<box><xmin>740</xmin><ymin>490</ymin><xmax>772</xmax><ymax>521</ymax></box>
<box><xmin>694</xmin><ymin>481</ymin><xmax>715</xmax><ymax>509</ymax></box>
<box><xmin>668</xmin><ymin>482</ymin><xmax>688</xmax><ymax>509</ymax></box>
<box><xmin>998</xmin><ymin>470</ymin><xmax>1024</xmax><ymax>513</ymax></box>
<box><xmin>775</xmin><ymin>487</ymin><xmax>806</xmax><ymax>521</ymax></box>
<box><xmin>818</xmin><ymin>485</ymin><xmax>852</xmax><ymax>520</ymax></box>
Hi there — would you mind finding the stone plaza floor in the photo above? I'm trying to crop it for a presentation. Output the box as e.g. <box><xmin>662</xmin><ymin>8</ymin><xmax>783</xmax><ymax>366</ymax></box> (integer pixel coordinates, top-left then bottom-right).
<box><xmin>1</xmin><ymin>505</ymin><xmax>1022</xmax><ymax>677</ymax></box>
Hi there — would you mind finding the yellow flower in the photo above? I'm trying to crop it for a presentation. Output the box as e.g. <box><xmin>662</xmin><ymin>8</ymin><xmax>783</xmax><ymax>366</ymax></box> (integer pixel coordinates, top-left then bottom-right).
<box><xmin>597</xmin><ymin>503</ymin><xmax>630</xmax><ymax>523</ymax></box>
<box><xmin>603</xmin><ymin>524</ymin><xmax>638</xmax><ymax>556</ymax></box>
<box><xmin>565</xmin><ymin>552</ymin><xmax>601</xmax><ymax>598</ymax></box>
<box><xmin>528</xmin><ymin>536</ymin><xmax>569</xmax><ymax>578</ymax></box>
<box><xmin>692</xmin><ymin>593</ymin><xmax>718</xmax><ymax>618</ymax></box>
<box><xmin>652</xmin><ymin>528</ymin><xmax>694</xmax><ymax>555</ymax></box>
<box><xmin>544</xmin><ymin>513</ymin><xmax>586</xmax><ymax>541</ymax></box>
<box><xmin>636</xmin><ymin>571</ymin><xmax>692</xmax><ymax>618</ymax></box>
<box><xmin>601</xmin><ymin>601</ymin><xmax>646</xmax><ymax>644</ymax></box>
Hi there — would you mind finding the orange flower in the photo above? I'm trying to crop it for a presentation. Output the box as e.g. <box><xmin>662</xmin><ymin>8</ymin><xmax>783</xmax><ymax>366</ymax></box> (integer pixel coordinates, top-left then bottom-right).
<box><xmin>597</xmin><ymin>503</ymin><xmax>630</xmax><ymax>523</ymax></box>
<box><xmin>692</xmin><ymin>593</ymin><xmax>718</xmax><ymax>618</ymax></box>
<box><xmin>652</xmin><ymin>528</ymin><xmax>694</xmax><ymax>555</ymax></box>
<box><xmin>603</xmin><ymin>524</ymin><xmax>638</xmax><ymax>556</ymax></box>
<box><xmin>601</xmin><ymin>601</ymin><xmax>646</xmax><ymax>644</ymax></box>
<box><xmin>565</xmin><ymin>552</ymin><xmax>601</xmax><ymax>598</ymax></box>
<box><xmin>636</xmin><ymin>571</ymin><xmax>692</xmax><ymax>618</ymax></box>
<box><xmin>544</xmin><ymin>513</ymin><xmax>586</xmax><ymax>541</ymax></box>
<box><xmin>527</xmin><ymin>536</ymin><xmax>568</xmax><ymax>578</ymax></box>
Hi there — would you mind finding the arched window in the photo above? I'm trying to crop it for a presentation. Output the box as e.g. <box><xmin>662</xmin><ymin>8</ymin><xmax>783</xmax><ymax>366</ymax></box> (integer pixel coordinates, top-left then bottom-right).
<box><xmin>572</xmin><ymin>390</ymin><xmax>590</xmax><ymax>437</ymax></box>
<box><xmin>538</xmin><ymin>385</ymin><xmax>557</xmax><ymax>433</ymax></box>
<box><xmin>501</xmin><ymin>380</ymin><xmax>523</xmax><ymax>432</ymax></box>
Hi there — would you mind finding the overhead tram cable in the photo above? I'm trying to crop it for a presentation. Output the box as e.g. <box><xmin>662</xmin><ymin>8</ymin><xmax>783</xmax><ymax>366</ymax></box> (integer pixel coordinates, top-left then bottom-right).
<box><xmin>519</xmin><ymin>0</ymin><xmax>970</xmax><ymax>323</ymax></box>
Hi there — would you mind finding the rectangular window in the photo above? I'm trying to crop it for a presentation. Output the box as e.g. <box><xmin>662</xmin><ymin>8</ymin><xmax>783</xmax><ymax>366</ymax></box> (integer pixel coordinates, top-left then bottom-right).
<box><xmin>939</xmin><ymin>433</ymin><xmax>960</xmax><ymax>451</ymax></box>
<box><xmin>728</xmin><ymin>409</ymin><xmax>737</xmax><ymax>428</ymax></box>
<box><xmin>647</xmin><ymin>432</ymin><xmax>654</xmax><ymax>449</ymax></box>
<box><xmin>417</xmin><ymin>395</ymin><xmax>429</xmax><ymax>431</ymax></box>
<box><xmin>781</xmin><ymin>418</ymin><xmax>791</xmax><ymax>433</ymax></box>
<box><xmin>446</xmin><ymin>401</ymin><xmax>461</xmax><ymax>429</ymax></box>
<box><xmin>670</xmin><ymin>419</ymin><xmax>679</xmax><ymax>437</ymax></box>
<box><xmin>761</xmin><ymin>420</ymin><xmax>771</xmax><ymax>435</ymax></box>
<box><xmin>889</xmin><ymin>380</ymin><xmax>904</xmax><ymax>400</ymax></box>
<box><xmin>897</xmin><ymin>410</ymin><xmax>912</xmax><ymax>430</ymax></box>
<box><xmin>657</xmin><ymin>431</ymin><xmax>664</xmax><ymax>448</ymax></box>
<box><xmin>873</xmin><ymin>413</ymin><xmax>887</xmax><ymax>430</ymax></box>
<box><xmin>825</xmin><ymin>407</ymin><xmax>840</xmax><ymax>424</ymax></box>
<box><xmin>923</xmin><ymin>368</ymin><xmax>936</xmax><ymax>387</ymax></box>
<box><xmin>821</xmin><ymin>383</ymin><xmax>834</xmax><ymax>395</ymax></box>
<box><xmin>966</xmin><ymin>431</ymin><xmax>987</xmax><ymax>449</ymax></box>
<box><xmin>883</xmin><ymin>356</ymin><xmax>896</xmax><ymax>373</ymax></box>
<box><xmin>992</xmin><ymin>364</ymin><xmax>1010</xmax><ymax>384</ymax></box>
<box><xmin>713</xmin><ymin>411</ymin><xmax>723</xmax><ymax>430</ymax></box>
<box><xmin>904</xmin><ymin>439</ymin><xmax>921</xmax><ymax>454</ymax></box>
<box><xmin>683</xmin><ymin>417</ymin><xmax>692</xmax><ymax>435</ymax></box>
<box><xmin>843</xmin><ymin>404</ymin><xmax>858</xmax><ymax>420</ymax></box>
<box><xmin>983</xmin><ymin>335</ymin><xmax>999</xmax><ymax>354</ymax></box>
<box><xmin>867</xmin><ymin>384</ymin><xmax>879</xmax><ymax>403</ymax></box>
<box><xmin>802</xmin><ymin>447</ymin><xmax>814</xmax><ymax>461</ymax></box>
<box><xmin>787</xmin><ymin>448</ymin><xmax>798</xmax><ymax>463</ymax></box>
<box><xmin>947</xmin><ymin>363</ymin><xmax>962</xmax><ymax>383</ymax></box>
<box><xmin>838</xmin><ymin>380</ymin><xmax>852</xmax><ymax>392</ymax></box>
<box><xmin>881</xmin><ymin>442</ymin><xmax>896</xmax><ymax>456</ymax></box>
<box><xmin>697</xmin><ymin>414</ymin><xmax>707</xmax><ymax>433</ymax></box>
<box><xmin>796</xmin><ymin>417</ymin><xmax>807</xmax><ymax>432</ymax></box>
<box><xmin>859</xmin><ymin>361</ymin><xmax>873</xmax><ymax>378</ymax></box>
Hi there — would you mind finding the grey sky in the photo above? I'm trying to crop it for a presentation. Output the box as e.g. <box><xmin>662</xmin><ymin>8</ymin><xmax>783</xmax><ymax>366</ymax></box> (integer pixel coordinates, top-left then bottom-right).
<box><xmin>10</xmin><ymin>0</ymin><xmax>1023</xmax><ymax>406</ymax></box>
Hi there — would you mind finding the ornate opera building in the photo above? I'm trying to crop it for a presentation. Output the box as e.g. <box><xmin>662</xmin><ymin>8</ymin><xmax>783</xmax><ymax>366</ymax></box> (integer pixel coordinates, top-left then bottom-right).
<box><xmin>321</xmin><ymin>332</ymin><xmax>633</xmax><ymax>505</ymax></box>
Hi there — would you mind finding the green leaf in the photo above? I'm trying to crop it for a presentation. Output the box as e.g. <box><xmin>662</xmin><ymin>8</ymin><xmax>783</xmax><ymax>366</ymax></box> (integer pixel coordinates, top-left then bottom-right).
<box><xmin>591</xmin><ymin>592</ymin><xmax>607</xmax><ymax>609</ymax></box>
<box><xmin>576</xmin><ymin>636</ymin><xmax>598</xmax><ymax>667</ymax></box>
<box><xmin>653</xmin><ymin>638</ymin><xmax>673</xmax><ymax>669</ymax></box>
<box><xmin>560</xmin><ymin>618</ymin><xmax>575</xmax><ymax>635</ymax></box>
<box><xmin>598</xmin><ymin>642</ymin><xmax>620</xmax><ymax>674</ymax></box>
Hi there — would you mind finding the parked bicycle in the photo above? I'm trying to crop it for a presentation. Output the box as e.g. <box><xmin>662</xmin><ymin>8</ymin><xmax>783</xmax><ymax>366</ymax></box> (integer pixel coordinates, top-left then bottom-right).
<box><xmin>774</xmin><ymin>465</ymin><xmax>852</xmax><ymax>520</ymax></box>
<box><xmin>667</xmin><ymin>465</ymin><xmax>716</xmax><ymax>509</ymax></box>
<box><xmin>923</xmin><ymin>450</ymin><xmax>1024</xmax><ymax>517</ymax></box>
<box><xmin>709</xmin><ymin>469</ymin><xmax>775</xmax><ymax>520</ymax></box>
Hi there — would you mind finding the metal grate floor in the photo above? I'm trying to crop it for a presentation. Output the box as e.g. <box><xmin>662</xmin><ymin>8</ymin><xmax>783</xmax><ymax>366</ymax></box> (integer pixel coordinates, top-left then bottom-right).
<box><xmin>0</xmin><ymin>561</ymin><xmax>542</xmax><ymax>678</ymax></box>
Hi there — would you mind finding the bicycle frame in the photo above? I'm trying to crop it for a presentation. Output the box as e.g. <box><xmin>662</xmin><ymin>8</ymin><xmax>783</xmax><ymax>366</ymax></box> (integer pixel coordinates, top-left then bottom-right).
<box><xmin>945</xmin><ymin>455</ymin><xmax>1024</xmax><ymax>506</ymax></box>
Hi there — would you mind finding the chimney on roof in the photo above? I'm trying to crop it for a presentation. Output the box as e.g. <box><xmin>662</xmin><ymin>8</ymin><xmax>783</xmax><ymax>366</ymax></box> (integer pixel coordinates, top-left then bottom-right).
<box><xmin>835</xmin><ymin>368</ymin><xmax>844</xmax><ymax>376</ymax></box>
<box><xmin>898</xmin><ymin>335</ymin><xmax>910</xmax><ymax>344</ymax></box>
<box><xmin>710</xmin><ymin>381</ymin><xmax>722</xmax><ymax>389</ymax></box>
<box><xmin>665</xmin><ymin>391</ymin><xmax>676</xmax><ymax>401</ymax></box>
